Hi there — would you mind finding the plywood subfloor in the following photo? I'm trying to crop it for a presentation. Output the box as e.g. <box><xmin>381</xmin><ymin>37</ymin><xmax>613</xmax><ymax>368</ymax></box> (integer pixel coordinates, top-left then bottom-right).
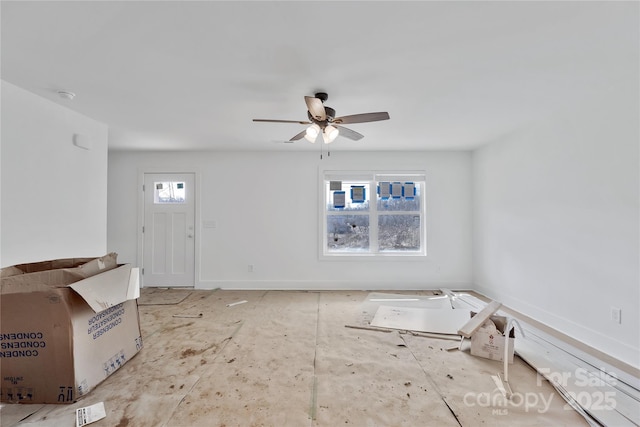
<box><xmin>137</xmin><ymin>288</ymin><xmax>193</xmax><ymax>305</ymax></box>
<box><xmin>1</xmin><ymin>290</ymin><xmax>588</xmax><ymax>427</ymax></box>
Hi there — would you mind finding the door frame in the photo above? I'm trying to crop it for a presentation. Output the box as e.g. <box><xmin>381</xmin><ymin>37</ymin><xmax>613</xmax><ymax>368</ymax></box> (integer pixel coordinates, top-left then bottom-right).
<box><xmin>137</xmin><ymin>169</ymin><xmax>201</xmax><ymax>288</ymax></box>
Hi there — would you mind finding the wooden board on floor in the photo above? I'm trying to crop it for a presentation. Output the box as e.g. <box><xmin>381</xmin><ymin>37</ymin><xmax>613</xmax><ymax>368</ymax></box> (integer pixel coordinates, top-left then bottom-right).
<box><xmin>457</xmin><ymin>300</ymin><xmax>502</xmax><ymax>338</ymax></box>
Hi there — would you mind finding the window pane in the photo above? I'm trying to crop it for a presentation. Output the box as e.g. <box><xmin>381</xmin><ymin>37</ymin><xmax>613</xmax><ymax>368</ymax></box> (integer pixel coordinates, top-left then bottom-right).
<box><xmin>326</xmin><ymin>181</ymin><xmax>369</xmax><ymax>211</ymax></box>
<box><xmin>154</xmin><ymin>182</ymin><xmax>186</xmax><ymax>204</ymax></box>
<box><xmin>378</xmin><ymin>215</ymin><xmax>420</xmax><ymax>251</ymax></box>
<box><xmin>327</xmin><ymin>215</ymin><xmax>370</xmax><ymax>252</ymax></box>
<box><xmin>377</xmin><ymin>182</ymin><xmax>420</xmax><ymax>211</ymax></box>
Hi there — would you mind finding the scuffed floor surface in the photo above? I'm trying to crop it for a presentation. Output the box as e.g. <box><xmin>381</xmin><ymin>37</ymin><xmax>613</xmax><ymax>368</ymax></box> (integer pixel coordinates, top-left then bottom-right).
<box><xmin>1</xmin><ymin>289</ymin><xmax>588</xmax><ymax>426</ymax></box>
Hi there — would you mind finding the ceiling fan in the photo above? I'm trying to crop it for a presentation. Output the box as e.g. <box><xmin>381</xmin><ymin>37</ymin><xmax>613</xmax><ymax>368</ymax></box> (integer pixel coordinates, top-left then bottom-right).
<box><xmin>253</xmin><ymin>92</ymin><xmax>390</xmax><ymax>144</ymax></box>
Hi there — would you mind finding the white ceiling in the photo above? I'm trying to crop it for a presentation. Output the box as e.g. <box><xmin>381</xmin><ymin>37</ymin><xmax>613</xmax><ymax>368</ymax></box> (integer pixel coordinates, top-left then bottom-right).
<box><xmin>1</xmin><ymin>1</ymin><xmax>637</xmax><ymax>152</ymax></box>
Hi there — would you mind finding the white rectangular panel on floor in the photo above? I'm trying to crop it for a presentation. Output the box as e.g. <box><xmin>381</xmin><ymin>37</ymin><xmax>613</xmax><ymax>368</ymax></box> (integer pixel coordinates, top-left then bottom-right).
<box><xmin>370</xmin><ymin>305</ymin><xmax>471</xmax><ymax>335</ymax></box>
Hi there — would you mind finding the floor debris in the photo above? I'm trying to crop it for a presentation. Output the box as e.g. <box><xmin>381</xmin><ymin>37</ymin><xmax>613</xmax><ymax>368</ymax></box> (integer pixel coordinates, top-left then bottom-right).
<box><xmin>456</xmin><ymin>300</ymin><xmax>502</xmax><ymax>338</ymax></box>
<box><xmin>226</xmin><ymin>300</ymin><xmax>248</xmax><ymax>307</ymax></box>
<box><xmin>76</xmin><ymin>402</ymin><xmax>106</xmax><ymax>427</ymax></box>
<box><xmin>172</xmin><ymin>313</ymin><xmax>203</xmax><ymax>318</ymax></box>
<box><xmin>444</xmin><ymin>344</ymin><xmax>459</xmax><ymax>352</ymax></box>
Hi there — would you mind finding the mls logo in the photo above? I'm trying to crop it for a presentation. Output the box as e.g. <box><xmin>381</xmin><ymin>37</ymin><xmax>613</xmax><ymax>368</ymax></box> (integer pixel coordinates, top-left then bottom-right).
<box><xmin>492</xmin><ymin>408</ymin><xmax>508</xmax><ymax>416</ymax></box>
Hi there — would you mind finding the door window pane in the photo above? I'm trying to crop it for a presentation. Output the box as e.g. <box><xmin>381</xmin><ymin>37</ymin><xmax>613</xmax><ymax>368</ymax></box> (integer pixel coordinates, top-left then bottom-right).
<box><xmin>154</xmin><ymin>182</ymin><xmax>186</xmax><ymax>204</ymax></box>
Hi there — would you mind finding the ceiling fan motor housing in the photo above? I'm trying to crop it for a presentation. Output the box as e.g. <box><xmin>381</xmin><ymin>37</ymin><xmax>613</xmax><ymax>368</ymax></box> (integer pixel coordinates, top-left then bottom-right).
<box><xmin>315</xmin><ymin>92</ymin><xmax>329</xmax><ymax>102</ymax></box>
<box><xmin>324</xmin><ymin>106</ymin><xmax>335</xmax><ymax>121</ymax></box>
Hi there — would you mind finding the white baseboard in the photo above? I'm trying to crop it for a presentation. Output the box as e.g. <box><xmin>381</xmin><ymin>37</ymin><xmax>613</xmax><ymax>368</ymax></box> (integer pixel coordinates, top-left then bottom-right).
<box><xmin>196</xmin><ymin>279</ymin><xmax>473</xmax><ymax>291</ymax></box>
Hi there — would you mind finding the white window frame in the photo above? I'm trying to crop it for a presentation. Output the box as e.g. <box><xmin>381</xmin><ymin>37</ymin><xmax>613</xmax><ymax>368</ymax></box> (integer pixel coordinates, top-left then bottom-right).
<box><xmin>320</xmin><ymin>170</ymin><xmax>427</xmax><ymax>259</ymax></box>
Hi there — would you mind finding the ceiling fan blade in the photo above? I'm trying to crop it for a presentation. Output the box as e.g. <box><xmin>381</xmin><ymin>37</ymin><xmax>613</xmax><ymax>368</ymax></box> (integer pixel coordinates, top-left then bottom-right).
<box><xmin>336</xmin><ymin>125</ymin><xmax>364</xmax><ymax>141</ymax></box>
<box><xmin>253</xmin><ymin>119</ymin><xmax>311</xmax><ymax>124</ymax></box>
<box><xmin>305</xmin><ymin>96</ymin><xmax>326</xmax><ymax>121</ymax></box>
<box><xmin>289</xmin><ymin>129</ymin><xmax>307</xmax><ymax>141</ymax></box>
<box><xmin>333</xmin><ymin>112</ymin><xmax>390</xmax><ymax>125</ymax></box>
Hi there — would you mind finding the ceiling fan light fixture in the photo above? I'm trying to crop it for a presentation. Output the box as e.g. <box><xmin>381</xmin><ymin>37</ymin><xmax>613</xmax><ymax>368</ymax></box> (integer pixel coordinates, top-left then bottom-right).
<box><xmin>324</xmin><ymin>125</ymin><xmax>339</xmax><ymax>144</ymax></box>
<box><xmin>305</xmin><ymin>123</ymin><xmax>320</xmax><ymax>143</ymax></box>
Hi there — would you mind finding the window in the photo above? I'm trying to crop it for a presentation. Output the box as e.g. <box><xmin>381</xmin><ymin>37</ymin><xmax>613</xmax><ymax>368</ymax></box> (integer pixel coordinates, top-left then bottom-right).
<box><xmin>153</xmin><ymin>182</ymin><xmax>186</xmax><ymax>204</ymax></box>
<box><xmin>322</xmin><ymin>172</ymin><xmax>426</xmax><ymax>257</ymax></box>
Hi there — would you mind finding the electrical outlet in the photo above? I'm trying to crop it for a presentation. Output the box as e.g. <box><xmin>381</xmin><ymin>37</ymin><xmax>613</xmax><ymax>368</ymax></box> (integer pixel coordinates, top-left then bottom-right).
<box><xmin>248</xmin><ymin>264</ymin><xmax>254</xmax><ymax>273</ymax></box>
<box><xmin>611</xmin><ymin>307</ymin><xmax>622</xmax><ymax>324</ymax></box>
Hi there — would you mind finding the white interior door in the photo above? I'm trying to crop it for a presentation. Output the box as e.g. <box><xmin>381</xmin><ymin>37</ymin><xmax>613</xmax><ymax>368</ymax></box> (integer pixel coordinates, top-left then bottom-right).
<box><xmin>143</xmin><ymin>173</ymin><xmax>195</xmax><ymax>287</ymax></box>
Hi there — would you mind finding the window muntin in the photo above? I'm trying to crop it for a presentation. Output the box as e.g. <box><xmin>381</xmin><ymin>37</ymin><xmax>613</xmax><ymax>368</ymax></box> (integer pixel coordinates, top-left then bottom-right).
<box><xmin>323</xmin><ymin>172</ymin><xmax>426</xmax><ymax>257</ymax></box>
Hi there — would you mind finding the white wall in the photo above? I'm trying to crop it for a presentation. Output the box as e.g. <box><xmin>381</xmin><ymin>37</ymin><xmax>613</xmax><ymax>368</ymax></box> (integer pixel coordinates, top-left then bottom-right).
<box><xmin>472</xmin><ymin>100</ymin><xmax>639</xmax><ymax>367</ymax></box>
<box><xmin>107</xmin><ymin>150</ymin><xmax>473</xmax><ymax>290</ymax></box>
<box><xmin>1</xmin><ymin>81</ymin><xmax>109</xmax><ymax>267</ymax></box>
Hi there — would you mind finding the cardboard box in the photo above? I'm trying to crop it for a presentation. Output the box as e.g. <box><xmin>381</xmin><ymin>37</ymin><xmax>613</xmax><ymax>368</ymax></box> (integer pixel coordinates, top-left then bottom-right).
<box><xmin>470</xmin><ymin>313</ymin><xmax>515</xmax><ymax>364</ymax></box>
<box><xmin>0</xmin><ymin>254</ymin><xmax>143</xmax><ymax>404</ymax></box>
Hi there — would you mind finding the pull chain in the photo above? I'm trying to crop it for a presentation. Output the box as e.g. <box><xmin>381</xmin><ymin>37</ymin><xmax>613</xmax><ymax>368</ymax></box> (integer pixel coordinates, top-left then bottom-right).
<box><xmin>319</xmin><ymin>144</ymin><xmax>330</xmax><ymax>159</ymax></box>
